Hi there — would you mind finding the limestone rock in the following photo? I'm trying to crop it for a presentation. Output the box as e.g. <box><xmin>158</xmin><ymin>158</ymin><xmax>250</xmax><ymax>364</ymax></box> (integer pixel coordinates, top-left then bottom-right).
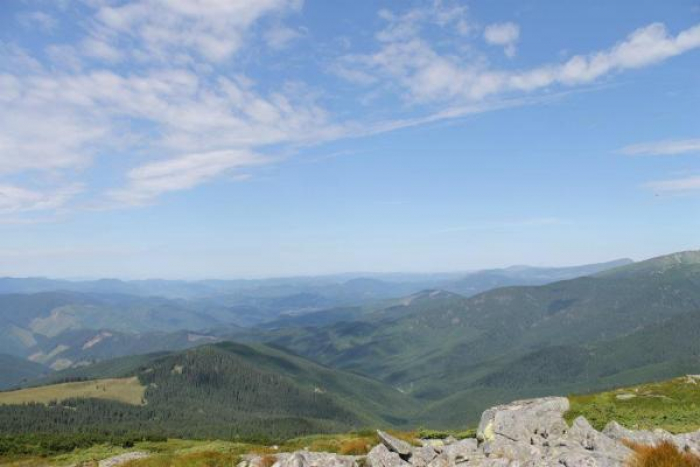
<box><xmin>378</xmin><ymin>430</ymin><xmax>413</xmax><ymax>457</ymax></box>
<box><xmin>477</xmin><ymin>396</ymin><xmax>570</xmax><ymax>445</ymax></box>
<box><xmin>367</xmin><ymin>444</ymin><xmax>411</xmax><ymax>467</ymax></box>
<box><xmin>409</xmin><ymin>445</ymin><xmax>438</xmax><ymax>467</ymax></box>
<box><xmin>564</xmin><ymin>416</ymin><xmax>631</xmax><ymax>462</ymax></box>
<box><xmin>439</xmin><ymin>438</ymin><xmax>479</xmax><ymax>463</ymax></box>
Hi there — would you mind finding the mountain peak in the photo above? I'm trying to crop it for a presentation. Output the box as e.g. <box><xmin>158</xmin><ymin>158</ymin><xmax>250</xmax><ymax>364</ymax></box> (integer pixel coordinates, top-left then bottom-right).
<box><xmin>630</xmin><ymin>250</ymin><xmax>700</xmax><ymax>269</ymax></box>
<box><xmin>597</xmin><ymin>250</ymin><xmax>700</xmax><ymax>278</ymax></box>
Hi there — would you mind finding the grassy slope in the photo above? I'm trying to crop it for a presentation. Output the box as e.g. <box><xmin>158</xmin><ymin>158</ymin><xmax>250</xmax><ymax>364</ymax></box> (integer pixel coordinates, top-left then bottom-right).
<box><xmin>567</xmin><ymin>375</ymin><xmax>700</xmax><ymax>433</ymax></box>
<box><xmin>0</xmin><ymin>377</ymin><xmax>146</xmax><ymax>406</ymax></box>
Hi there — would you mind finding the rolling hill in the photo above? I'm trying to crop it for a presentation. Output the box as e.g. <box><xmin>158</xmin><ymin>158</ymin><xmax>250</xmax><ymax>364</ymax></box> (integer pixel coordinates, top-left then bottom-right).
<box><xmin>0</xmin><ymin>342</ymin><xmax>418</xmax><ymax>440</ymax></box>
<box><xmin>264</xmin><ymin>251</ymin><xmax>700</xmax><ymax>425</ymax></box>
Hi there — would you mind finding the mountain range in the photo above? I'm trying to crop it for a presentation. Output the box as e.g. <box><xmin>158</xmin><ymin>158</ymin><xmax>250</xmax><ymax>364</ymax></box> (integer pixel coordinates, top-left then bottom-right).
<box><xmin>1</xmin><ymin>252</ymin><xmax>699</xmax><ymax>433</ymax></box>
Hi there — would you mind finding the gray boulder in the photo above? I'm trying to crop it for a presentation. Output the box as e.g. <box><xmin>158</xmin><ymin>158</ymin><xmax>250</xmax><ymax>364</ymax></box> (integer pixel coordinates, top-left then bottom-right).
<box><xmin>564</xmin><ymin>417</ymin><xmax>631</xmax><ymax>462</ymax></box>
<box><xmin>477</xmin><ymin>397</ymin><xmax>570</xmax><ymax>445</ymax></box>
<box><xmin>239</xmin><ymin>395</ymin><xmax>700</xmax><ymax>467</ymax></box>
<box><xmin>367</xmin><ymin>444</ymin><xmax>411</xmax><ymax>467</ymax></box>
<box><xmin>439</xmin><ymin>438</ymin><xmax>479</xmax><ymax>462</ymax></box>
<box><xmin>409</xmin><ymin>445</ymin><xmax>438</xmax><ymax>467</ymax></box>
<box><xmin>377</xmin><ymin>430</ymin><xmax>413</xmax><ymax>457</ymax></box>
<box><xmin>240</xmin><ymin>452</ymin><xmax>360</xmax><ymax>467</ymax></box>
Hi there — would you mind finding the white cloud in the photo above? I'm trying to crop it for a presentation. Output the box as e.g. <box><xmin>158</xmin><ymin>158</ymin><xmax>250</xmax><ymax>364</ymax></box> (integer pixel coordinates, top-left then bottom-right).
<box><xmin>94</xmin><ymin>0</ymin><xmax>303</xmax><ymax>62</ymax></box>
<box><xmin>109</xmin><ymin>149</ymin><xmax>265</xmax><ymax>205</ymax></box>
<box><xmin>338</xmin><ymin>20</ymin><xmax>700</xmax><ymax>103</ymax></box>
<box><xmin>484</xmin><ymin>22</ymin><xmax>520</xmax><ymax>57</ymax></box>
<box><xmin>646</xmin><ymin>176</ymin><xmax>700</xmax><ymax>192</ymax></box>
<box><xmin>619</xmin><ymin>138</ymin><xmax>700</xmax><ymax>156</ymax></box>
<box><xmin>375</xmin><ymin>0</ymin><xmax>471</xmax><ymax>43</ymax></box>
<box><xmin>0</xmin><ymin>184</ymin><xmax>82</xmax><ymax>214</ymax></box>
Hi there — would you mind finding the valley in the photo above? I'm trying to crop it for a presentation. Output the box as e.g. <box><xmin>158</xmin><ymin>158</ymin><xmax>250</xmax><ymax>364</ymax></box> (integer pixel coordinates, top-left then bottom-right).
<box><xmin>1</xmin><ymin>251</ymin><xmax>700</xmax><ymax>465</ymax></box>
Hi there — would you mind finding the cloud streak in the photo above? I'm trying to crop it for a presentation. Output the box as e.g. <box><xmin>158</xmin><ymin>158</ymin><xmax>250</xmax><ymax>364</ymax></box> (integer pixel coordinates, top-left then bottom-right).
<box><xmin>337</xmin><ymin>19</ymin><xmax>700</xmax><ymax>103</ymax></box>
<box><xmin>620</xmin><ymin>138</ymin><xmax>700</xmax><ymax>156</ymax></box>
<box><xmin>109</xmin><ymin>149</ymin><xmax>267</xmax><ymax>206</ymax></box>
<box><xmin>646</xmin><ymin>176</ymin><xmax>700</xmax><ymax>193</ymax></box>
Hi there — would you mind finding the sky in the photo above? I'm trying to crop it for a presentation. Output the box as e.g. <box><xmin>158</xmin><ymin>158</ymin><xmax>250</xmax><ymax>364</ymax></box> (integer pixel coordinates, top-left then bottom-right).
<box><xmin>0</xmin><ymin>0</ymin><xmax>699</xmax><ymax>279</ymax></box>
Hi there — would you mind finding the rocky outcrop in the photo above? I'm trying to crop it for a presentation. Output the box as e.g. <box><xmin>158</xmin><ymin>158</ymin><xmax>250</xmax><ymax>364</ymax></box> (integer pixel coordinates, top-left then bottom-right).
<box><xmin>238</xmin><ymin>452</ymin><xmax>361</xmax><ymax>467</ymax></box>
<box><xmin>603</xmin><ymin>420</ymin><xmax>700</xmax><ymax>456</ymax></box>
<box><xmin>239</xmin><ymin>396</ymin><xmax>700</xmax><ymax>467</ymax></box>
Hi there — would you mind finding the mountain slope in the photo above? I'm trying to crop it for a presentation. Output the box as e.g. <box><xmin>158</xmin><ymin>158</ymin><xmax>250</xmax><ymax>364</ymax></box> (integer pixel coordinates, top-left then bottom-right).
<box><xmin>25</xmin><ymin>328</ymin><xmax>222</xmax><ymax>370</ymax></box>
<box><xmin>266</xmin><ymin>251</ymin><xmax>700</xmax><ymax>422</ymax></box>
<box><xmin>0</xmin><ymin>354</ymin><xmax>49</xmax><ymax>390</ymax></box>
<box><xmin>444</xmin><ymin>258</ymin><xmax>633</xmax><ymax>296</ymax></box>
<box><xmin>0</xmin><ymin>342</ymin><xmax>418</xmax><ymax>440</ymax></box>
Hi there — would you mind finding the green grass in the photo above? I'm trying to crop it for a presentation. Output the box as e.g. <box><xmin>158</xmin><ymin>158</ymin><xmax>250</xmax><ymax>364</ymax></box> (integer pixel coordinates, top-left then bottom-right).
<box><xmin>0</xmin><ymin>431</ymin><xmax>427</xmax><ymax>466</ymax></box>
<box><xmin>0</xmin><ymin>377</ymin><xmax>146</xmax><ymax>406</ymax></box>
<box><xmin>567</xmin><ymin>376</ymin><xmax>700</xmax><ymax>433</ymax></box>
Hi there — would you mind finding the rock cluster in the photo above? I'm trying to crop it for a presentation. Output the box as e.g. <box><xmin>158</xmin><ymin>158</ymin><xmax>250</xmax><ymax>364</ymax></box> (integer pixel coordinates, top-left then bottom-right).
<box><xmin>238</xmin><ymin>396</ymin><xmax>700</xmax><ymax>467</ymax></box>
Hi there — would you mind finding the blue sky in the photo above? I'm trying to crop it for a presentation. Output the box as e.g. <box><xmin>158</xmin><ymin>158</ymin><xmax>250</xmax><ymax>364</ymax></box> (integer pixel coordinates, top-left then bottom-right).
<box><xmin>0</xmin><ymin>0</ymin><xmax>699</xmax><ymax>279</ymax></box>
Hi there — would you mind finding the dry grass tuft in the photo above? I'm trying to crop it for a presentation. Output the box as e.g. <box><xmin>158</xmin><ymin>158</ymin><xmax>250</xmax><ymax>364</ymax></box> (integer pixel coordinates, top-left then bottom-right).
<box><xmin>259</xmin><ymin>454</ymin><xmax>277</xmax><ymax>467</ymax></box>
<box><xmin>626</xmin><ymin>440</ymin><xmax>700</xmax><ymax>467</ymax></box>
<box><xmin>338</xmin><ymin>438</ymin><xmax>372</xmax><ymax>455</ymax></box>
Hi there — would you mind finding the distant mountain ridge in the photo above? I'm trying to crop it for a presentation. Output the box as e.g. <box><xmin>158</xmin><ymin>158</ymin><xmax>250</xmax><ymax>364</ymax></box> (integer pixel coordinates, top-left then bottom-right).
<box><xmin>262</xmin><ymin>250</ymin><xmax>700</xmax><ymax>425</ymax></box>
<box><xmin>0</xmin><ymin>258</ymin><xmax>634</xmax><ymax>373</ymax></box>
<box><xmin>444</xmin><ymin>258</ymin><xmax>633</xmax><ymax>296</ymax></box>
<box><xmin>0</xmin><ymin>257</ymin><xmax>634</xmax><ymax>300</ymax></box>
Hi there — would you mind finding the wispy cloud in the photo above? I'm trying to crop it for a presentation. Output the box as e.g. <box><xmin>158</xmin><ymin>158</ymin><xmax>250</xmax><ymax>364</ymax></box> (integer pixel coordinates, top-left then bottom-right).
<box><xmin>645</xmin><ymin>176</ymin><xmax>700</xmax><ymax>193</ymax></box>
<box><xmin>109</xmin><ymin>149</ymin><xmax>267</xmax><ymax>206</ymax></box>
<box><xmin>0</xmin><ymin>183</ymin><xmax>82</xmax><ymax>214</ymax></box>
<box><xmin>93</xmin><ymin>0</ymin><xmax>303</xmax><ymax>62</ymax></box>
<box><xmin>336</xmin><ymin>17</ymin><xmax>700</xmax><ymax>103</ymax></box>
<box><xmin>2</xmin><ymin>0</ymin><xmax>700</xmax><ymax>222</ymax></box>
<box><xmin>619</xmin><ymin>138</ymin><xmax>700</xmax><ymax>156</ymax></box>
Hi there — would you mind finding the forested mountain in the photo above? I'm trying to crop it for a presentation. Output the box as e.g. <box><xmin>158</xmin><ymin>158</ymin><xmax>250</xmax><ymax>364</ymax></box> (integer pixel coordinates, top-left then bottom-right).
<box><xmin>0</xmin><ymin>292</ymin><xmax>236</xmax><ymax>360</ymax></box>
<box><xmin>24</xmin><ymin>328</ymin><xmax>222</xmax><ymax>371</ymax></box>
<box><xmin>0</xmin><ymin>342</ymin><xmax>417</xmax><ymax>440</ymax></box>
<box><xmin>264</xmin><ymin>251</ymin><xmax>700</xmax><ymax>425</ymax></box>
